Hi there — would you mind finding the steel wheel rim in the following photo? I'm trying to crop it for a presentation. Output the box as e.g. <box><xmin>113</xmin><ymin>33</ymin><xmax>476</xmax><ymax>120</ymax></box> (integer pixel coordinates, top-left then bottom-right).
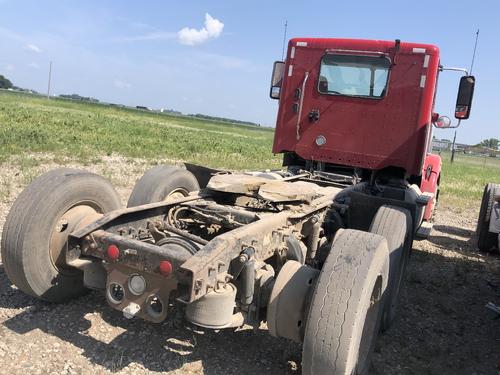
<box><xmin>164</xmin><ymin>188</ymin><xmax>189</xmax><ymax>202</ymax></box>
<box><xmin>48</xmin><ymin>202</ymin><xmax>101</xmax><ymax>275</ymax></box>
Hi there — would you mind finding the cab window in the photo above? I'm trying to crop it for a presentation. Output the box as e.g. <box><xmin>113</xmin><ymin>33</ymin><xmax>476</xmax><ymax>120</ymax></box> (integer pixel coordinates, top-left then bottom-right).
<box><xmin>318</xmin><ymin>54</ymin><xmax>391</xmax><ymax>98</ymax></box>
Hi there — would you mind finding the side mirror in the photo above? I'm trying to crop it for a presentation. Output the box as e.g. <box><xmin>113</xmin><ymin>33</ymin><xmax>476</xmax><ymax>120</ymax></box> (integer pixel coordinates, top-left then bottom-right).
<box><xmin>270</xmin><ymin>61</ymin><xmax>285</xmax><ymax>99</ymax></box>
<box><xmin>433</xmin><ymin>115</ymin><xmax>452</xmax><ymax>129</ymax></box>
<box><xmin>455</xmin><ymin>75</ymin><xmax>475</xmax><ymax>119</ymax></box>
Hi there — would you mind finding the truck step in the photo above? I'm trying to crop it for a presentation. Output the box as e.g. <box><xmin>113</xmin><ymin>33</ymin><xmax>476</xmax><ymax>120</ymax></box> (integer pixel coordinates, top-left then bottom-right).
<box><xmin>416</xmin><ymin>221</ymin><xmax>433</xmax><ymax>239</ymax></box>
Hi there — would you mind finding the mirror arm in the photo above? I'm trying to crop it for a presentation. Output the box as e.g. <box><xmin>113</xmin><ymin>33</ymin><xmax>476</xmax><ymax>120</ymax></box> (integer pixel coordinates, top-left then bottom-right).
<box><xmin>439</xmin><ymin>66</ymin><xmax>469</xmax><ymax>75</ymax></box>
<box><xmin>448</xmin><ymin>119</ymin><xmax>462</xmax><ymax>129</ymax></box>
<box><xmin>433</xmin><ymin>119</ymin><xmax>462</xmax><ymax>129</ymax></box>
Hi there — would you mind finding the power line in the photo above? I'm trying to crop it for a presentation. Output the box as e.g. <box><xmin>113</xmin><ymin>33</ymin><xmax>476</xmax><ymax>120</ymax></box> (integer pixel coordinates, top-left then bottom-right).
<box><xmin>469</xmin><ymin>29</ymin><xmax>479</xmax><ymax>75</ymax></box>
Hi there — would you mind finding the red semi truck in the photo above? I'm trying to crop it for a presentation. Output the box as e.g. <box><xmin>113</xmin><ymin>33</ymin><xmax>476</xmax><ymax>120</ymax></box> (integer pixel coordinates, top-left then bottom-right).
<box><xmin>1</xmin><ymin>38</ymin><xmax>475</xmax><ymax>374</ymax></box>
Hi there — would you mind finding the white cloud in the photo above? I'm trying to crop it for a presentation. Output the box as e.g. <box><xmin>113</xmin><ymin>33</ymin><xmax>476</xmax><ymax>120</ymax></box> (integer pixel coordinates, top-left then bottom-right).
<box><xmin>177</xmin><ymin>13</ymin><xmax>224</xmax><ymax>46</ymax></box>
<box><xmin>24</xmin><ymin>44</ymin><xmax>42</xmax><ymax>53</ymax></box>
<box><xmin>4</xmin><ymin>64</ymin><xmax>14</xmax><ymax>71</ymax></box>
<box><xmin>28</xmin><ymin>62</ymin><xmax>39</xmax><ymax>69</ymax></box>
<box><xmin>114</xmin><ymin>79</ymin><xmax>131</xmax><ymax>89</ymax></box>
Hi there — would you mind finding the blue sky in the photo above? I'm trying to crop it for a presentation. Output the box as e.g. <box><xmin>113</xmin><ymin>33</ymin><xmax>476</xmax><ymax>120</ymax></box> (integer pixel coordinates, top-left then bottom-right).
<box><xmin>0</xmin><ymin>0</ymin><xmax>498</xmax><ymax>144</ymax></box>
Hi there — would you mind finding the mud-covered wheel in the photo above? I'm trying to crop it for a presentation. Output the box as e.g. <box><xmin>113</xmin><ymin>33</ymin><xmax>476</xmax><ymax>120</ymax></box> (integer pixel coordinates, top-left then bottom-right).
<box><xmin>477</xmin><ymin>183</ymin><xmax>500</xmax><ymax>253</ymax></box>
<box><xmin>1</xmin><ymin>168</ymin><xmax>121</xmax><ymax>302</ymax></box>
<box><xmin>370</xmin><ymin>205</ymin><xmax>412</xmax><ymax>331</ymax></box>
<box><xmin>302</xmin><ymin>229</ymin><xmax>389</xmax><ymax>375</ymax></box>
<box><xmin>127</xmin><ymin>165</ymin><xmax>199</xmax><ymax>207</ymax></box>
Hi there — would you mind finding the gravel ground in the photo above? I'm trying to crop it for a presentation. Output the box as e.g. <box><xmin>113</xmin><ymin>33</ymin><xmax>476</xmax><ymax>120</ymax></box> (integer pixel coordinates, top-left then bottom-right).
<box><xmin>1</xmin><ymin>156</ymin><xmax>499</xmax><ymax>375</ymax></box>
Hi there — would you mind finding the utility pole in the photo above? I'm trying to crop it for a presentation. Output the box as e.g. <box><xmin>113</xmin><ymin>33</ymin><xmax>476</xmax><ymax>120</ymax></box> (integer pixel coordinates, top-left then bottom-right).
<box><xmin>46</xmin><ymin>61</ymin><xmax>52</xmax><ymax>99</ymax></box>
<box><xmin>450</xmin><ymin>130</ymin><xmax>457</xmax><ymax>163</ymax></box>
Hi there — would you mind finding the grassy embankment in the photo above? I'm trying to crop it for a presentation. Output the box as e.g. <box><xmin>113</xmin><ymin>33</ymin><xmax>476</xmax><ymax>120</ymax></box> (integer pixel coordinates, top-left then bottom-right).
<box><xmin>1</xmin><ymin>91</ymin><xmax>498</xmax><ymax>208</ymax></box>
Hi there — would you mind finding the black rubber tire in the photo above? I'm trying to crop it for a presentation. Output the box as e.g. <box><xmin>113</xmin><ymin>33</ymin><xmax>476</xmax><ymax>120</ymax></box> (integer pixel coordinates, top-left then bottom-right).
<box><xmin>127</xmin><ymin>165</ymin><xmax>199</xmax><ymax>207</ymax></box>
<box><xmin>477</xmin><ymin>183</ymin><xmax>500</xmax><ymax>253</ymax></box>
<box><xmin>302</xmin><ymin>229</ymin><xmax>389</xmax><ymax>375</ymax></box>
<box><xmin>369</xmin><ymin>205</ymin><xmax>412</xmax><ymax>331</ymax></box>
<box><xmin>1</xmin><ymin>168</ymin><xmax>121</xmax><ymax>302</ymax></box>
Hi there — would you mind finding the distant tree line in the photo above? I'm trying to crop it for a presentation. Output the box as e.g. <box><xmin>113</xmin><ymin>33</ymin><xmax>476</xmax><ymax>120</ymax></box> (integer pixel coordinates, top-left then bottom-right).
<box><xmin>59</xmin><ymin>94</ymin><xmax>99</xmax><ymax>103</ymax></box>
<box><xmin>0</xmin><ymin>74</ymin><xmax>13</xmax><ymax>89</ymax></box>
<box><xmin>188</xmin><ymin>113</ymin><xmax>260</xmax><ymax>127</ymax></box>
<box><xmin>478</xmin><ymin>138</ymin><xmax>499</xmax><ymax>150</ymax></box>
<box><xmin>160</xmin><ymin>108</ymin><xmax>182</xmax><ymax>116</ymax></box>
<box><xmin>0</xmin><ymin>74</ymin><xmax>39</xmax><ymax>93</ymax></box>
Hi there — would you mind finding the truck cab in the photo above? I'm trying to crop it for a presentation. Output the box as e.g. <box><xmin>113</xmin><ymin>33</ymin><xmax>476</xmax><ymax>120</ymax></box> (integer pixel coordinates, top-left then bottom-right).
<box><xmin>270</xmin><ymin>38</ymin><xmax>475</xmax><ymax>231</ymax></box>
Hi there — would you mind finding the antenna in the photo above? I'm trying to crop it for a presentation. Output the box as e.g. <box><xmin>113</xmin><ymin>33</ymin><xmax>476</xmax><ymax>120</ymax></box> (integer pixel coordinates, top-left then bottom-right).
<box><xmin>469</xmin><ymin>29</ymin><xmax>479</xmax><ymax>75</ymax></box>
<box><xmin>281</xmin><ymin>20</ymin><xmax>288</xmax><ymax>61</ymax></box>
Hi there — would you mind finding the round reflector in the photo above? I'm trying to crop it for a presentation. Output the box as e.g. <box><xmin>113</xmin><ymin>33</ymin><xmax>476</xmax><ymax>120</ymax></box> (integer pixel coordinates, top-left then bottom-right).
<box><xmin>159</xmin><ymin>260</ymin><xmax>173</xmax><ymax>276</ymax></box>
<box><xmin>107</xmin><ymin>245</ymin><xmax>120</xmax><ymax>260</ymax></box>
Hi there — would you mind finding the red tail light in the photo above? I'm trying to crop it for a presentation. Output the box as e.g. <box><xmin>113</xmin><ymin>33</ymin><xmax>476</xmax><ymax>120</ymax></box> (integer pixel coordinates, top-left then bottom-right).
<box><xmin>107</xmin><ymin>245</ymin><xmax>120</xmax><ymax>260</ymax></box>
<box><xmin>159</xmin><ymin>260</ymin><xmax>173</xmax><ymax>276</ymax></box>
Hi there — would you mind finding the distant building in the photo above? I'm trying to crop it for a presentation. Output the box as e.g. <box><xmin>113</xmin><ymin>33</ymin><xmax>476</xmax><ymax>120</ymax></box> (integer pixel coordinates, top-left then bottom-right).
<box><xmin>453</xmin><ymin>143</ymin><xmax>471</xmax><ymax>152</ymax></box>
<box><xmin>432</xmin><ymin>139</ymin><xmax>451</xmax><ymax>151</ymax></box>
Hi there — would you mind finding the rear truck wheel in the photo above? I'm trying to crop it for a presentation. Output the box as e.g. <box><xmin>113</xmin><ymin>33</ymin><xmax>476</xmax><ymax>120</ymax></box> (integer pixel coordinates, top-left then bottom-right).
<box><xmin>127</xmin><ymin>165</ymin><xmax>200</xmax><ymax>207</ymax></box>
<box><xmin>302</xmin><ymin>229</ymin><xmax>389</xmax><ymax>375</ymax></box>
<box><xmin>1</xmin><ymin>168</ymin><xmax>121</xmax><ymax>302</ymax></box>
<box><xmin>477</xmin><ymin>183</ymin><xmax>500</xmax><ymax>253</ymax></box>
<box><xmin>369</xmin><ymin>205</ymin><xmax>412</xmax><ymax>331</ymax></box>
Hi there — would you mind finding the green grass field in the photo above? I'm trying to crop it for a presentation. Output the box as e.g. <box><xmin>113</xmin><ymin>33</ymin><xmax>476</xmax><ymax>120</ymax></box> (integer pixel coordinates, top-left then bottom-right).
<box><xmin>0</xmin><ymin>91</ymin><xmax>281</xmax><ymax>170</ymax></box>
<box><xmin>440</xmin><ymin>152</ymin><xmax>500</xmax><ymax>206</ymax></box>
<box><xmin>1</xmin><ymin>90</ymin><xmax>498</xmax><ymax>207</ymax></box>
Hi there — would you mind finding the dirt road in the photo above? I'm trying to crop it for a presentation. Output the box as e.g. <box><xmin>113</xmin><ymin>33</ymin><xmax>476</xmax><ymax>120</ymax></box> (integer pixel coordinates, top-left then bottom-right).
<box><xmin>1</xmin><ymin>157</ymin><xmax>499</xmax><ymax>374</ymax></box>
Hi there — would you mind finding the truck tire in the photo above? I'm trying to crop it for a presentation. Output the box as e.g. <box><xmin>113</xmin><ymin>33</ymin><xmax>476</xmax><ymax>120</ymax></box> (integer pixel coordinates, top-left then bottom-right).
<box><xmin>302</xmin><ymin>229</ymin><xmax>389</xmax><ymax>375</ymax></box>
<box><xmin>477</xmin><ymin>183</ymin><xmax>500</xmax><ymax>253</ymax></box>
<box><xmin>1</xmin><ymin>168</ymin><xmax>121</xmax><ymax>302</ymax></box>
<box><xmin>369</xmin><ymin>205</ymin><xmax>412</xmax><ymax>331</ymax></box>
<box><xmin>127</xmin><ymin>165</ymin><xmax>199</xmax><ymax>207</ymax></box>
